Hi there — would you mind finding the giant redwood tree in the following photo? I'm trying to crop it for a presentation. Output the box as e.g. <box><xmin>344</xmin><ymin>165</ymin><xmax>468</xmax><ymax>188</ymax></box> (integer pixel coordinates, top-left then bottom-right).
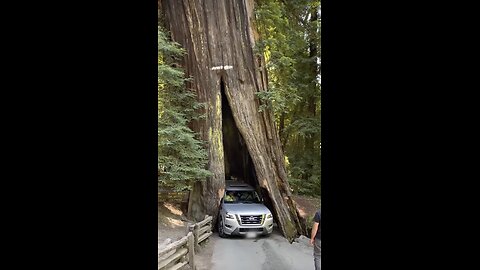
<box><xmin>159</xmin><ymin>0</ymin><xmax>306</xmax><ymax>240</ymax></box>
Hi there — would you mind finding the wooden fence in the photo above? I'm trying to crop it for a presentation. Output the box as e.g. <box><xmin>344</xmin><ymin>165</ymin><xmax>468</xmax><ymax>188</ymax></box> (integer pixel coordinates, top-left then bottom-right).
<box><xmin>189</xmin><ymin>215</ymin><xmax>213</xmax><ymax>250</ymax></box>
<box><xmin>158</xmin><ymin>232</ymin><xmax>195</xmax><ymax>270</ymax></box>
<box><xmin>159</xmin><ymin>215</ymin><xmax>213</xmax><ymax>270</ymax></box>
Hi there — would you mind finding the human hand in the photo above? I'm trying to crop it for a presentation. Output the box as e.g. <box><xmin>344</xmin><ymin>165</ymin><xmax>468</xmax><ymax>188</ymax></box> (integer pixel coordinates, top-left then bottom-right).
<box><xmin>310</xmin><ymin>238</ymin><xmax>314</xmax><ymax>245</ymax></box>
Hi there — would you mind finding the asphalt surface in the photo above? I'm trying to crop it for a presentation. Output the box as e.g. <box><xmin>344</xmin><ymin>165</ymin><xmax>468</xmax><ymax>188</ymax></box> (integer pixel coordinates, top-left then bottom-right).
<box><xmin>197</xmin><ymin>230</ymin><xmax>316</xmax><ymax>270</ymax></box>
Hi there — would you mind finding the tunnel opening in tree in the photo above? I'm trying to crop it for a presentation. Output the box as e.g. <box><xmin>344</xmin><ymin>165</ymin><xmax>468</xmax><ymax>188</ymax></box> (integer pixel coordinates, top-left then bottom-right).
<box><xmin>220</xmin><ymin>77</ymin><xmax>276</xmax><ymax>219</ymax></box>
<box><xmin>220</xmin><ymin>77</ymin><xmax>255</xmax><ymax>187</ymax></box>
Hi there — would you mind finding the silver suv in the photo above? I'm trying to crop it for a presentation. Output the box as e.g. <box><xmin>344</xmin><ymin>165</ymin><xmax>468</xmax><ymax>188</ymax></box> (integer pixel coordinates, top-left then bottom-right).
<box><xmin>218</xmin><ymin>181</ymin><xmax>274</xmax><ymax>238</ymax></box>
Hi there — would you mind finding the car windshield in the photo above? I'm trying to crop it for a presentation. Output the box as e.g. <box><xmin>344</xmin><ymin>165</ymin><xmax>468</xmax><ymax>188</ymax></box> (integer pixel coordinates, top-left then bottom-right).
<box><xmin>224</xmin><ymin>190</ymin><xmax>261</xmax><ymax>204</ymax></box>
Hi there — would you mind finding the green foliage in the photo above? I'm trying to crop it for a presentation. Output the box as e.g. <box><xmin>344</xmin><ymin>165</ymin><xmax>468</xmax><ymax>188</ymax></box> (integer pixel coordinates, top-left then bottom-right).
<box><xmin>255</xmin><ymin>0</ymin><xmax>321</xmax><ymax>197</ymax></box>
<box><xmin>158</xmin><ymin>27</ymin><xmax>212</xmax><ymax>191</ymax></box>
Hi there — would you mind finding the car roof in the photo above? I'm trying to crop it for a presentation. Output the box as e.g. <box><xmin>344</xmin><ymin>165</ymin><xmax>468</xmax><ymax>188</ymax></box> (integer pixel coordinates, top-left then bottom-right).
<box><xmin>225</xmin><ymin>180</ymin><xmax>255</xmax><ymax>191</ymax></box>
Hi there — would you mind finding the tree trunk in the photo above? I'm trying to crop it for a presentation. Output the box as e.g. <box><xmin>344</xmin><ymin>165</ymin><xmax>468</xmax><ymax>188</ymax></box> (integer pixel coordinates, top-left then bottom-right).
<box><xmin>161</xmin><ymin>0</ymin><xmax>305</xmax><ymax>240</ymax></box>
<box><xmin>304</xmin><ymin>3</ymin><xmax>320</xmax><ymax>180</ymax></box>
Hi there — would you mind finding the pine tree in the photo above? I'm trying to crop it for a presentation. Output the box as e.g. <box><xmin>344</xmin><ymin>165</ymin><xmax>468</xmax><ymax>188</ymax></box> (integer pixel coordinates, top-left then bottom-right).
<box><xmin>158</xmin><ymin>27</ymin><xmax>212</xmax><ymax>191</ymax></box>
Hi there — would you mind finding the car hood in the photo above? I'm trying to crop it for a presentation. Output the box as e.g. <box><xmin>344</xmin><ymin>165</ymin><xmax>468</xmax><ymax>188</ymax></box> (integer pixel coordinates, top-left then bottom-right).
<box><xmin>223</xmin><ymin>203</ymin><xmax>271</xmax><ymax>215</ymax></box>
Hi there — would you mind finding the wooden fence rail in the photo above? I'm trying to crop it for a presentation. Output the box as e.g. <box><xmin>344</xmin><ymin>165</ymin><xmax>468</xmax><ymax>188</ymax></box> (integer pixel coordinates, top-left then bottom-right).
<box><xmin>158</xmin><ymin>232</ymin><xmax>195</xmax><ymax>270</ymax></box>
<box><xmin>159</xmin><ymin>215</ymin><xmax>213</xmax><ymax>270</ymax></box>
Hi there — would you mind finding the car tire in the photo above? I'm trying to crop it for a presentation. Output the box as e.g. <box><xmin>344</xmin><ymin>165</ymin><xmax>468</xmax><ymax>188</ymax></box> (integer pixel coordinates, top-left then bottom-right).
<box><xmin>218</xmin><ymin>216</ymin><xmax>227</xmax><ymax>238</ymax></box>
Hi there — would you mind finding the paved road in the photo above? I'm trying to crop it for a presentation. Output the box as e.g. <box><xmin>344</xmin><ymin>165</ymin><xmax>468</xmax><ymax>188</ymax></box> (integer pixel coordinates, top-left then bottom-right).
<box><xmin>196</xmin><ymin>230</ymin><xmax>316</xmax><ymax>270</ymax></box>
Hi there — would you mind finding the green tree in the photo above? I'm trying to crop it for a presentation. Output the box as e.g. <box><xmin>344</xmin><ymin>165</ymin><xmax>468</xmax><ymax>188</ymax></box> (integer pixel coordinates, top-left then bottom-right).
<box><xmin>158</xmin><ymin>27</ymin><xmax>212</xmax><ymax>191</ymax></box>
<box><xmin>255</xmin><ymin>0</ymin><xmax>321</xmax><ymax>196</ymax></box>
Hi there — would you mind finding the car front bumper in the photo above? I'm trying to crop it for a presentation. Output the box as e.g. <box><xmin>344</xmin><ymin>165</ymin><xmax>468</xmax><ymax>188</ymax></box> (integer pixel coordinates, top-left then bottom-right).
<box><xmin>222</xmin><ymin>215</ymin><xmax>274</xmax><ymax>235</ymax></box>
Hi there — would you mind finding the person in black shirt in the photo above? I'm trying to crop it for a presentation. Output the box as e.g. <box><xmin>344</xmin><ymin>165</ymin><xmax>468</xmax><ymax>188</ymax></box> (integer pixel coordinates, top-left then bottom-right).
<box><xmin>310</xmin><ymin>209</ymin><xmax>321</xmax><ymax>270</ymax></box>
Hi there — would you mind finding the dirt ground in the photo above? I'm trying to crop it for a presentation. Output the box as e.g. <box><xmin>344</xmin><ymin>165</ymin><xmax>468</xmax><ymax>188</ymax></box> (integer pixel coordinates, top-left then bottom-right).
<box><xmin>158</xmin><ymin>202</ymin><xmax>189</xmax><ymax>245</ymax></box>
<box><xmin>158</xmin><ymin>202</ymin><xmax>198</xmax><ymax>270</ymax></box>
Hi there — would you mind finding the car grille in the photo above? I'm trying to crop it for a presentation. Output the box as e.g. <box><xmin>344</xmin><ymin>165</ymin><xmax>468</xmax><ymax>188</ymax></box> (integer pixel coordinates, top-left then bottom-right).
<box><xmin>239</xmin><ymin>228</ymin><xmax>264</xmax><ymax>232</ymax></box>
<box><xmin>240</xmin><ymin>215</ymin><xmax>262</xmax><ymax>225</ymax></box>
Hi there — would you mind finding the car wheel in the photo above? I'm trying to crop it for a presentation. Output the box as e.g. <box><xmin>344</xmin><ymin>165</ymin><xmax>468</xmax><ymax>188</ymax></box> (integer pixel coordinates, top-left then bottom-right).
<box><xmin>218</xmin><ymin>216</ymin><xmax>227</xmax><ymax>238</ymax></box>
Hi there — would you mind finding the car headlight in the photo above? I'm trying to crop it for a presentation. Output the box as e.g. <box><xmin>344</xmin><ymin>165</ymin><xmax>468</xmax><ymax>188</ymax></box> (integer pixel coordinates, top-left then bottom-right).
<box><xmin>266</xmin><ymin>213</ymin><xmax>273</xmax><ymax>219</ymax></box>
<box><xmin>225</xmin><ymin>212</ymin><xmax>235</xmax><ymax>219</ymax></box>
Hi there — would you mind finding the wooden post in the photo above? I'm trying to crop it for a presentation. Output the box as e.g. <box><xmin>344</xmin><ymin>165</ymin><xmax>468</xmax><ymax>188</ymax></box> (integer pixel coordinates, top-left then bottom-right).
<box><xmin>187</xmin><ymin>232</ymin><xmax>195</xmax><ymax>270</ymax></box>
<box><xmin>193</xmin><ymin>224</ymin><xmax>200</xmax><ymax>250</ymax></box>
<box><xmin>208</xmin><ymin>216</ymin><xmax>212</xmax><ymax>233</ymax></box>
